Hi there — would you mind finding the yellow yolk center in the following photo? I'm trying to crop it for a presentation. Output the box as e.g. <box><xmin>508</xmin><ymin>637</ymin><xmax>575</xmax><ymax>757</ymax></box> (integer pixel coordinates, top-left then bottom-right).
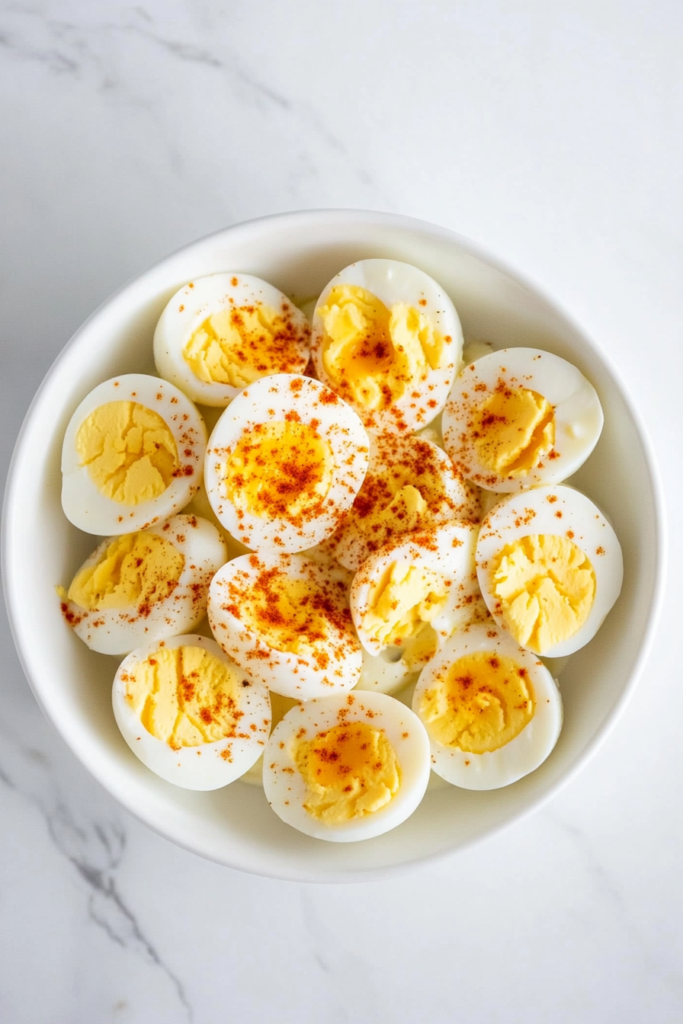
<box><xmin>347</xmin><ymin>436</ymin><xmax>458</xmax><ymax>555</ymax></box>
<box><xmin>362</xmin><ymin>561</ymin><xmax>448</xmax><ymax>653</ymax></box>
<box><xmin>317</xmin><ymin>284</ymin><xmax>445</xmax><ymax>412</ymax></box>
<box><xmin>357</xmin><ymin>476</ymin><xmax>429</xmax><ymax>541</ymax></box>
<box><xmin>124</xmin><ymin>645</ymin><xmax>245</xmax><ymax>749</ymax></box>
<box><xmin>183</xmin><ymin>304</ymin><xmax>304</xmax><ymax>388</ymax></box>
<box><xmin>419</xmin><ymin>651</ymin><xmax>534</xmax><ymax>753</ymax></box>
<box><xmin>491</xmin><ymin>534</ymin><xmax>596</xmax><ymax>652</ymax></box>
<box><xmin>230</xmin><ymin>560</ymin><xmax>353</xmax><ymax>669</ymax></box>
<box><xmin>67</xmin><ymin>532</ymin><xmax>184</xmax><ymax>611</ymax></box>
<box><xmin>293</xmin><ymin>721</ymin><xmax>401</xmax><ymax>822</ymax></box>
<box><xmin>224</xmin><ymin>420</ymin><xmax>334</xmax><ymax>524</ymax></box>
<box><xmin>244</xmin><ymin>575</ymin><xmax>332</xmax><ymax>658</ymax></box>
<box><xmin>473</xmin><ymin>387</ymin><xmax>555</xmax><ymax>477</ymax></box>
<box><xmin>76</xmin><ymin>401</ymin><xmax>179</xmax><ymax>505</ymax></box>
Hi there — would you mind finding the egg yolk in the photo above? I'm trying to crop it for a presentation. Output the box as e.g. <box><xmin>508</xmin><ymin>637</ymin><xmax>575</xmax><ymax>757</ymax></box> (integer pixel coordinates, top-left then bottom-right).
<box><xmin>123</xmin><ymin>645</ymin><xmax>245</xmax><ymax>749</ymax></box>
<box><xmin>76</xmin><ymin>401</ymin><xmax>179</xmax><ymax>505</ymax></box>
<box><xmin>473</xmin><ymin>387</ymin><xmax>555</xmax><ymax>477</ymax></box>
<box><xmin>317</xmin><ymin>284</ymin><xmax>445</xmax><ymax>413</ymax></box>
<box><xmin>344</xmin><ymin>436</ymin><xmax>457</xmax><ymax>553</ymax></box>
<box><xmin>362</xmin><ymin>561</ymin><xmax>448</xmax><ymax>648</ymax></box>
<box><xmin>228</xmin><ymin>559</ymin><xmax>354</xmax><ymax>667</ymax></box>
<box><xmin>353</xmin><ymin>476</ymin><xmax>428</xmax><ymax>546</ymax></box>
<box><xmin>67</xmin><ymin>532</ymin><xmax>184</xmax><ymax>611</ymax></box>
<box><xmin>490</xmin><ymin>534</ymin><xmax>596</xmax><ymax>652</ymax></box>
<box><xmin>419</xmin><ymin>651</ymin><xmax>534</xmax><ymax>753</ymax></box>
<box><xmin>183</xmin><ymin>304</ymin><xmax>306</xmax><ymax>388</ymax></box>
<box><xmin>224</xmin><ymin>421</ymin><xmax>334</xmax><ymax>525</ymax></box>
<box><xmin>293</xmin><ymin>721</ymin><xmax>401</xmax><ymax>822</ymax></box>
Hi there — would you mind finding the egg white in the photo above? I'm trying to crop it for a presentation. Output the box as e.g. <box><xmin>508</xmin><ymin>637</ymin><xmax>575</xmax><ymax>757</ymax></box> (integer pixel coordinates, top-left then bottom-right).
<box><xmin>311</xmin><ymin>259</ymin><xmax>462</xmax><ymax>433</ymax></box>
<box><xmin>443</xmin><ymin>348</ymin><xmax>603</xmax><ymax>492</ymax></box>
<box><xmin>204</xmin><ymin>373</ymin><xmax>370</xmax><ymax>554</ymax></box>
<box><xmin>412</xmin><ymin>622</ymin><xmax>563</xmax><ymax>790</ymax></box>
<box><xmin>61</xmin><ymin>374</ymin><xmax>206</xmax><ymax>535</ymax></box>
<box><xmin>154</xmin><ymin>273</ymin><xmax>311</xmax><ymax>406</ymax></box>
<box><xmin>476</xmin><ymin>485</ymin><xmax>623</xmax><ymax>657</ymax></box>
<box><xmin>63</xmin><ymin>515</ymin><xmax>227</xmax><ymax>655</ymax></box>
<box><xmin>262</xmin><ymin>691</ymin><xmax>431</xmax><ymax>842</ymax></box>
<box><xmin>112</xmin><ymin>633</ymin><xmax>271</xmax><ymax>790</ymax></box>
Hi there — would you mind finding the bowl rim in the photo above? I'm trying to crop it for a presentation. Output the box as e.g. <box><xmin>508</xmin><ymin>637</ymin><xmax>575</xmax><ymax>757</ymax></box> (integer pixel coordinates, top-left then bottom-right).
<box><xmin>2</xmin><ymin>208</ymin><xmax>667</xmax><ymax>882</ymax></box>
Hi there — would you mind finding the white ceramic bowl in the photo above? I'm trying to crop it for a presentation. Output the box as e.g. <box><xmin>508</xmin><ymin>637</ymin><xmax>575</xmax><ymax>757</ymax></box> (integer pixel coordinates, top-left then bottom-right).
<box><xmin>2</xmin><ymin>210</ymin><xmax>665</xmax><ymax>882</ymax></box>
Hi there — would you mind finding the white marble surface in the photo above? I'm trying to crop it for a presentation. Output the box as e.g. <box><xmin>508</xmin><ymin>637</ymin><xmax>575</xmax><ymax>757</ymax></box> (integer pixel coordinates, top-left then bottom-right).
<box><xmin>1</xmin><ymin>2</ymin><xmax>682</xmax><ymax>1021</ymax></box>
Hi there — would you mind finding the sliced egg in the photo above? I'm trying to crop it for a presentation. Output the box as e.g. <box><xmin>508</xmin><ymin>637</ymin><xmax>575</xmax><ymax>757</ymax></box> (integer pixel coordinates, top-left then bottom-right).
<box><xmin>263</xmin><ymin>691</ymin><xmax>431</xmax><ymax>841</ymax></box>
<box><xmin>112</xmin><ymin>634</ymin><xmax>271</xmax><ymax>790</ymax></box>
<box><xmin>60</xmin><ymin>515</ymin><xmax>227</xmax><ymax>655</ymax></box>
<box><xmin>61</xmin><ymin>374</ymin><xmax>206</xmax><ymax>535</ymax></box>
<box><xmin>154</xmin><ymin>273</ymin><xmax>311</xmax><ymax>406</ymax></box>
<box><xmin>207</xmin><ymin>552</ymin><xmax>362</xmax><ymax>700</ymax></box>
<box><xmin>328</xmin><ymin>432</ymin><xmax>479</xmax><ymax>572</ymax></box>
<box><xmin>311</xmin><ymin>259</ymin><xmax>462</xmax><ymax>433</ymax></box>
<box><xmin>412</xmin><ymin>622</ymin><xmax>563</xmax><ymax>790</ymax></box>
<box><xmin>476</xmin><ymin>485</ymin><xmax>623</xmax><ymax>657</ymax></box>
<box><xmin>204</xmin><ymin>373</ymin><xmax>369</xmax><ymax>553</ymax></box>
<box><xmin>443</xmin><ymin>348</ymin><xmax>603</xmax><ymax>492</ymax></box>
<box><xmin>349</xmin><ymin>522</ymin><xmax>482</xmax><ymax>669</ymax></box>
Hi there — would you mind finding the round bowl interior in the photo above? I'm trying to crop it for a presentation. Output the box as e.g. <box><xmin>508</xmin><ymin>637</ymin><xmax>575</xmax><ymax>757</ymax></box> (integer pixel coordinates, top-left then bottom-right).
<box><xmin>3</xmin><ymin>210</ymin><xmax>663</xmax><ymax>882</ymax></box>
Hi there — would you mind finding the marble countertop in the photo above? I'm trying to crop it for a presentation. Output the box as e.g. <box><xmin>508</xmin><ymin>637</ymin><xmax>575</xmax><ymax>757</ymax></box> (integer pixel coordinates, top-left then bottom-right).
<box><xmin>1</xmin><ymin>2</ymin><xmax>682</xmax><ymax>1022</ymax></box>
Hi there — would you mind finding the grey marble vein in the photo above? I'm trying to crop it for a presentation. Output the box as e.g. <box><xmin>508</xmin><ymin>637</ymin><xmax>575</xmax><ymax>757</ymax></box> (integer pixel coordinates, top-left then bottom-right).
<box><xmin>0</xmin><ymin>759</ymin><xmax>16</xmax><ymax>789</ymax></box>
<box><xmin>2</xmin><ymin>5</ymin><xmax>394</xmax><ymax>205</ymax></box>
<box><xmin>0</xmin><ymin>28</ymin><xmax>80</xmax><ymax>75</ymax></box>
<box><xmin>0</xmin><ymin>744</ymin><xmax>193</xmax><ymax>1021</ymax></box>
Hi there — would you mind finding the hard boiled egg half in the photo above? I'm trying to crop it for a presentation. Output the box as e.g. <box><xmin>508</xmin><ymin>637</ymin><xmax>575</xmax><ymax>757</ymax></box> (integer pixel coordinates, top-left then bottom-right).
<box><xmin>154</xmin><ymin>273</ymin><xmax>311</xmax><ymax>406</ymax></box>
<box><xmin>204</xmin><ymin>373</ymin><xmax>369</xmax><ymax>553</ymax></box>
<box><xmin>443</xmin><ymin>348</ymin><xmax>603</xmax><ymax>492</ymax></box>
<box><xmin>311</xmin><ymin>259</ymin><xmax>462</xmax><ymax>433</ymax></box>
<box><xmin>412</xmin><ymin>622</ymin><xmax>563</xmax><ymax>790</ymax></box>
<box><xmin>263</xmin><ymin>691</ymin><xmax>431</xmax><ymax>841</ymax></box>
<box><xmin>476</xmin><ymin>485</ymin><xmax>623</xmax><ymax>657</ymax></box>
<box><xmin>208</xmin><ymin>552</ymin><xmax>362</xmax><ymax>700</ymax></box>
<box><xmin>60</xmin><ymin>515</ymin><xmax>227</xmax><ymax>655</ymax></box>
<box><xmin>113</xmin><ymin>634</ymin><xmax>271</xmax><ymax>790</ymax></box>
<box><xmin>328</xmin><ymin>431</ymin><xmax>479</xmax><ymax>572</ymax></box>
<box><xmin>61</xmin><ymin>374</ymin><xmax>206</xmax><ymax>534</ymax></box>
<box><xmin>349</xmin><ymin>522</ymin><xmax>483</xmax><ymax>670</ymax></box>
